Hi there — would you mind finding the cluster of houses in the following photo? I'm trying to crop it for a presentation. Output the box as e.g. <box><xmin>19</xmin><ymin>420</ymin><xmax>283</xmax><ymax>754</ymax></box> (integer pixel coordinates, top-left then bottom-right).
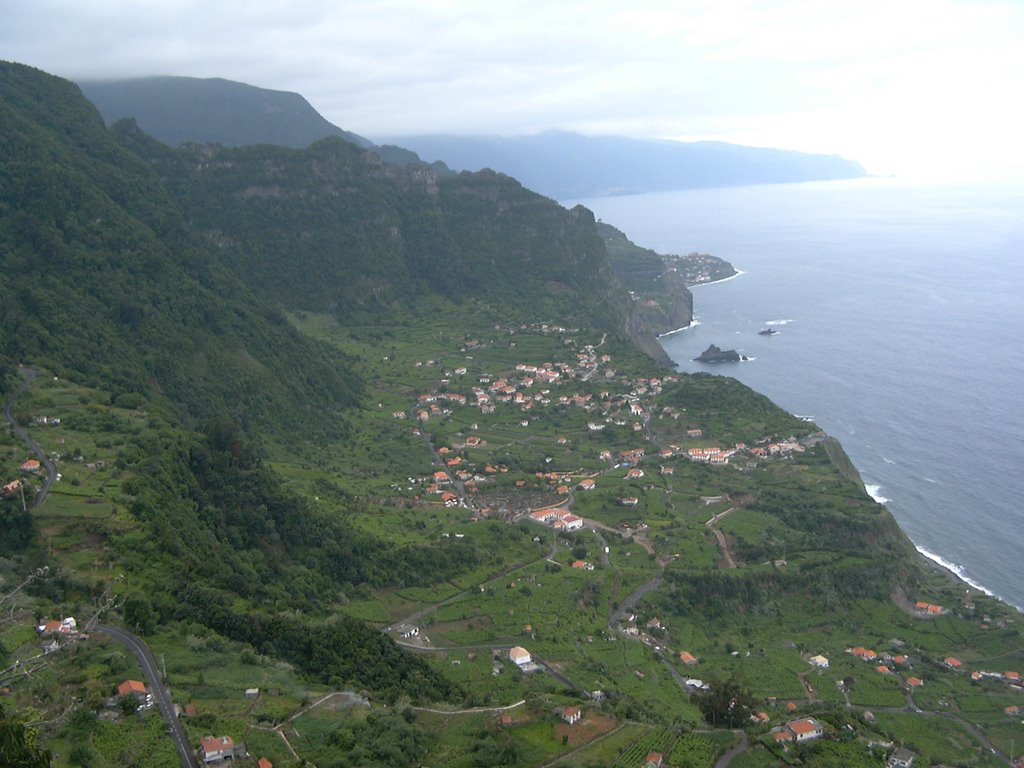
<box><xmin>4</xmin><ymin>458</ymin><xmax>45</xmax><ymax>496</ymax></box>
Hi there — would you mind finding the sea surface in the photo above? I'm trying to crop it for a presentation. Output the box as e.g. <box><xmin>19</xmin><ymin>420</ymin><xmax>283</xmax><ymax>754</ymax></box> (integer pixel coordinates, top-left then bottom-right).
<box><xmin>572</xmin><ymin>178</ymin><xmax>1024</xmax><ymax>610</ymax></box>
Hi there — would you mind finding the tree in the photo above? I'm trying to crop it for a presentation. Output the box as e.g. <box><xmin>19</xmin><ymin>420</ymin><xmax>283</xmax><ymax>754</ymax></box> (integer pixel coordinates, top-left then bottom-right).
<box><xmin>0</xmin><ymin>703</ymin><xmax>51</xmax><ymax>768</ymax></box>
<box><xmin>692</xmin><ymin>676</ymin><xmax>757</xmax><ymax>728</ymax></box>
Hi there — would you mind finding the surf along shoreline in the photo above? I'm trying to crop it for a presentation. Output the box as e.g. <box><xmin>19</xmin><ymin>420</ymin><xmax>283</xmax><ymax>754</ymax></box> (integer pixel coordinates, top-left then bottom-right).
<box><xmin>658</xmin><ymin>268</ymin><xmax>1019</xmax><ymax>614</ymax></box>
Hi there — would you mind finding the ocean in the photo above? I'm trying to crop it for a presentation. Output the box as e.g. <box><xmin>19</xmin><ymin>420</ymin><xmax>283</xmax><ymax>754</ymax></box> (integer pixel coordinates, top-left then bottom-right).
<box><xmin>572</xmin><ymin>178</ymin><xmax>1024</xmax><ymax>610</ymax></box>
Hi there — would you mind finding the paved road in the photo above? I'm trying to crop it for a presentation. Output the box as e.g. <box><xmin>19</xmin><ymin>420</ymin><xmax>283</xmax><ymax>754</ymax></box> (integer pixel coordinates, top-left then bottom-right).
<box><xmin>3</xmin><ymin>367</ymin><xmax>58</xmax><ymax>509</ymax></box>
<box><xmin>97</xmin><ymin>625</ymin><xmax>198</xmax><ymax>768</ymax></box>
<box><xmin>712</xmin><ymin>730</ymin><xmax>749</xmax><ymax>768</ymax></box>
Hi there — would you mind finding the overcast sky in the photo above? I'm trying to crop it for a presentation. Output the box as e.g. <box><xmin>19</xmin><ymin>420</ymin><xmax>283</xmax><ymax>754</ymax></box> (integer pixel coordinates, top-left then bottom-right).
<box><xmin>5</xmin><ymin>0</ymin><xmax>1024</xmax><ymax>180</ymax></box>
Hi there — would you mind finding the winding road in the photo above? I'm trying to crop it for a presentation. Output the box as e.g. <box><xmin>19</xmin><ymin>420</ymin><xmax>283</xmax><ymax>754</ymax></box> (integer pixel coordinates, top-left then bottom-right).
<box><xmin>96</xmin><ymin>625</ymin><xmax>198</xmax><ymax>768</ymax></box>
<box><xmin>3</xmin><ymin>368</ymin><xmax>58</xmax><ymax>509</ymax></box>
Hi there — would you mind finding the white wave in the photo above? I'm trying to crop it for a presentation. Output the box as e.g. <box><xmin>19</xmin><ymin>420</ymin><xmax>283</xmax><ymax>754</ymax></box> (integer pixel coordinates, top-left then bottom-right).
<box><xmin>740</xmin><ymin>356</ymin><xmax>756</xmax><ymax>362</ymax></box>
<box><xmin>658</xmin><ymin>319</ymin><xmax>700</xmax><ymax>338</ymax></box>
<box><xmin>795</xmin><ymin>415</ymin><xmax>815</xmax><ymax>422</ymax></box>
<box><xmin>883</xmin><ymin>457</ymin><xmax>896</xmax><ymax>465</ymax></box>
<box><xmin>765</xmin><ymin>318</ymin><xmax>793</xmax><ymax>326</ymax></box>
<box><xmin>865</xmin><ymin>484</ymin><xmax>889</xmax><ymax>504</ymax></box>
<box><xmin>692</xmin><ymin>269</ymin><xmax>746</xmax><ymax>287</ymax></box>
<box><xmin>916</xmin><ymin>545</ymin><xmax>998</xmax><ymax>598</ymax></box>
<box><xmin>924</xmin><ymin>477</ymin><xmax>938</xmax><ymax>484</ymax></box>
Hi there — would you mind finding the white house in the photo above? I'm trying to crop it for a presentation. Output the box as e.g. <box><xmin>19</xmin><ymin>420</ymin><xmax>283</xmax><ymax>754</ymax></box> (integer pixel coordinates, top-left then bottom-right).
<box><xmin>509</xmin><ymin>646</ymin><xmax>532</xmax><ymax>666</ymax></box>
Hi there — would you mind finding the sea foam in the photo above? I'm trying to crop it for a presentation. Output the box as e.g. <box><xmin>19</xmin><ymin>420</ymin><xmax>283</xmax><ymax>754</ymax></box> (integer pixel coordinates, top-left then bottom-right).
<box><xmin>864</xmin><ymin>484</ymin><xmax>889</xmax><ymax>504</ymax></box>
<box><xmin>915</xmin><ymin>545</ymin><xmax>1003</xmax><ymax>602</ymax></box>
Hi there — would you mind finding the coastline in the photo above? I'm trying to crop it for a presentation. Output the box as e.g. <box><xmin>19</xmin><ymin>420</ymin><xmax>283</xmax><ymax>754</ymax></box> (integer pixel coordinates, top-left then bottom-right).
<box><xmin>657</xmin><ymin>319</ymin><xmax>701</xmax><ymax>339</ymax></box>
<box><xmin>661</xmin><ymin>271</ymin><xmax>1022</xmax><ymax>616</ymax></box>
<box><xmin>689</xmin><ymin>268</ymin><xmax>746</xmax><ymax>288</ymax></box>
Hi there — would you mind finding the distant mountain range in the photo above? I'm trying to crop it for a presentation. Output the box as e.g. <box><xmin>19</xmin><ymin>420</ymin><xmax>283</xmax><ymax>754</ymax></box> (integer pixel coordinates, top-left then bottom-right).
<box><xmin>79</xmin><ymin>75</ymin><xmax>373</xmax><ymax>149</ymax></box>
<box><xmin>78</xmin><ymin>76</ymin><xmax>865</xmax><ymax>198</ymax></box>
<box><xmin>378</xmin><ymin>131</ymin><xmax>867</xmax><ymax>199</ymax></box>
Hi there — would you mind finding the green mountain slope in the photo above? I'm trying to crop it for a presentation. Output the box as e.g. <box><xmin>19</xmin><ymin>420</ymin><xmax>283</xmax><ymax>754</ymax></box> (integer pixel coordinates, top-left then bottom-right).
<box><xmin>79</xmin><ymin>75</ymin><xmax>374</xmax><ymax>150</ymax></box>
<box><xmin>3</xmin><ymin>62</ymin><xmax>1018</xmax><ymax>768</ymax></box>
<box><xmin>0</xmin><ymin>62</ymin><xmax>361</xmax><ymax>437</ymax></box>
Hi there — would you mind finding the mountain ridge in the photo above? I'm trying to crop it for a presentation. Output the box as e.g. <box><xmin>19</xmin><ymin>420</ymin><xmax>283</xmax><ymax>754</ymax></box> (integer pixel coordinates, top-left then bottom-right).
<box><xmin>377</xmin><ymin>130</ymin><xmax>867</xmax><ymax>199</ymax></box>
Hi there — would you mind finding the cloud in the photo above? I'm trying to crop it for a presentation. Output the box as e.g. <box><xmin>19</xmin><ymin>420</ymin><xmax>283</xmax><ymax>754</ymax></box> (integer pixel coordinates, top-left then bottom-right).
<box><xmin>4</xmin><ymin>0</ymin><xmax>1023</xmax><ymax>179</ymax></box>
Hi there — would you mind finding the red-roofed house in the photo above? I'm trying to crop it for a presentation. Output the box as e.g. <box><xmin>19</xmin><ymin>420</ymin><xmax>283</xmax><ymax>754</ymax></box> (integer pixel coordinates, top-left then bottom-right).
<box><xmin>906</xmin><ymin>676</ymin><xmax>924</xmax><ymax>687</ymax></box>
<box><xmin>117</xmin><ymin>680</ymin><xmax>147</xmax><ymax>698</ymax></box>
<box><xmin>257</xmin><ymin>759</ymin><xmax>273</xmax><ymax>768</ymax></box>
<box><xmin>944</xmin><ymin>657</ymin><xmax>963</xmax><ymax>670</ymax></box>
<box><xmin>561</xmin><ymin>706</ymin><xmax>581</xmax><ymax>725</ymax></box>
<box><xmin>644</xmin><ymin>752</ymin><xmax>664</xmax><ymax>768</ymax></box>
<box><xmin>560</xmin><ymin>513</ymin><xmax>584</xmax><ymax>531</ymax></box>
<box><xmin>786</xmin><ymin>718</ymin><xmax>824</xmax><ymax>742</ymax></box>
<box><xmin>19</xmin><ymin>459</ymin><xmax>40</xmax><ymax>473</ymax></box>
<box><xmin>199</xmin><ymin>735</ymin><xmax>238</xmax><ymax>763</ymax></box>
<box><xmin>679</xmin><ymin>651</ymin><xmax>698</xmax><ymax>666</ymax></box>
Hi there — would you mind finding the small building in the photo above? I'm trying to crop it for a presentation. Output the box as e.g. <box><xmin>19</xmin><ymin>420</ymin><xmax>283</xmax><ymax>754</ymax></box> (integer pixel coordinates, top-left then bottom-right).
<box><xmin>944</xmin><ymin>656</ymin><xmax>963</xmax><ymax>670</ymax></box>
<box><xmin>644</xmin><ymin>751</ymin><xmax>664</xmax><ymax>768</ymax></box>
<box><xmin>117</xmin><ymin>680</ymin><xmax>147</xmax><ymax>698</ymax></box>
<box><xmin>887</xmin><ymin>747</ymin><xmax>916</xmax><ymax>768</ymax></box>
<box><xmin>245</xmin><ymin>688</ymin><xmax>260</xmax><ymax>699</ymax></box>
<box><xmin>679</xmin><ymin>651</ymin><xmax>698</xmax><ymax>666</ymax></box>
<box><xmin>561</xmin><ymin>705</ymin><xmax>581</xmax><ymax>725</ymax></box>
<box><xmin>257</xmin><ymin>759</ymin><xmax>273</xmax><ymax>768</ymax></box>
<box><xmin>906</xmin><ymin>676</ymin><xmax>924</xmax><ymax>688</ymax></box>
<box><xmin>199</xmin><ymin>735</ymin><xmax>244</xmax><ymax>764</ymax></box>
<box><xmin>509</xmin><ymin>646</ymin><xmax>532</xmax><ymax>666</ymax></box>
<box><xmin>809</xmin><ymin>654</ymin><xmax>829</xmax><ymax>669</ymax></box>
<box><xmin>785</xmin><ymin>718</ymin><xmax>824</xmax><ymax>742</ymax></box>
<box><xmin>561</xmin><ymin>513</ymin><xmax>584</xmax><ymax>531</ymax></box>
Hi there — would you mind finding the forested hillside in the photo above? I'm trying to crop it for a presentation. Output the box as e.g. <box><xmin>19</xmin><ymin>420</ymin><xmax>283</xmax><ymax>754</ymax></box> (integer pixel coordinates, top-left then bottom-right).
<box><xmin>0</xmin><ymin>61</ymin><xmax>630</xmax><ymax>702</ymax></box>
<box><xmin>2</xmin><ymin>62</ymin><xmax>1016</xmax><ymax>768</ymax></box>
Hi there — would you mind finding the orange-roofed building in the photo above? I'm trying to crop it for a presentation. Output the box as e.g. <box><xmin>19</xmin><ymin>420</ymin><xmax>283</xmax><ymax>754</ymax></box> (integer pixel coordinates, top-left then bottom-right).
<box><xmin>679</xmin><ymin>651</ymin><xmax>698</xmax><ymax>665</ymax></box>
<box><xmin>786</xmin><ymin>718</ymin><xmax>824</xmax><ymax>742</ymax></box>
<box><xmin>786</xmin><ymin>701</ymin><xmax>798</xmax><ymax>712</ymax></box>
<box><xmin>1005</xmin><ymin>671</ymin><xmax>1021</xmax><ymax>682</ymax></box>
<box><xmin>876</xmin><ymin>665</ymin><xmax>892</xmax><ymax>674</ymax></box>
<box><xmin>927</xmin><ymin>604</ymin><xmax>942</xmax><ymax>614</ymax></box>
<box><xmin>117</xmin><ymin>680</ymin><xmax>146</xmax><ymax>698</ymax></box>
<box><xmin>944</xmin><ymin>656</ymin><xmax>963</xmax><ymax>669</ymax></box>
<box><xmin>644</xmin><ymin>752</ymin><xmax>664</xmax><ymax>768</ymax></box>
<box><xmin>773</xmin><ymin>730</ymin><xmax>794</xmax><ymax>742</ymax></box>
<box><xmin>257</xmin><ymin>758</ymin><xmax>273</xmax><ymax>768</ymax></box>
<box><xmin>906</xmin><ymin>676</ymin><xmax>924</xmax><ymax>687</ymax></box>
<box><xmin>19</xmin><ymin>459</ymin><xmax>40</xmax><ymax>473</ymax></box>
<box><xmin>852</xmin><ymin>646</ymin><xmax>877</xmax><ymax>661</ymax></box>
<box><xmin>199</xmin><ymin>736</ymin><xmax>236</xmax><ymax>763</ymax></box>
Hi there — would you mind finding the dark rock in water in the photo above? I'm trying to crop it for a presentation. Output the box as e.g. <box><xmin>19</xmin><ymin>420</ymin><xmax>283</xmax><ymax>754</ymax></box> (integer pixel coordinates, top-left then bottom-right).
<box><xmin>694</xmin><ymin>344</ymin><xmax>743</xmax><ymax>363</ymax></box>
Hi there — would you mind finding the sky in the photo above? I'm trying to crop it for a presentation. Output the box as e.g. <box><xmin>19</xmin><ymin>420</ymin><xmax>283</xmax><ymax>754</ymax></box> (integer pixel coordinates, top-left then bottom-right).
<box><xmin>5</xmin><ymin>0</ymin><xmax>1024</xmax><ymax>181</ymax></box>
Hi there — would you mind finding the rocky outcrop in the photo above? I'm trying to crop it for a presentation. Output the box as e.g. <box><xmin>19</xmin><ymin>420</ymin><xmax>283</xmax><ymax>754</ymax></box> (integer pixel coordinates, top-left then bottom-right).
<box><xmin>694</xmin><ymin>344</ymin><xmax>744</xmax><ymax>363</ymax></box>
